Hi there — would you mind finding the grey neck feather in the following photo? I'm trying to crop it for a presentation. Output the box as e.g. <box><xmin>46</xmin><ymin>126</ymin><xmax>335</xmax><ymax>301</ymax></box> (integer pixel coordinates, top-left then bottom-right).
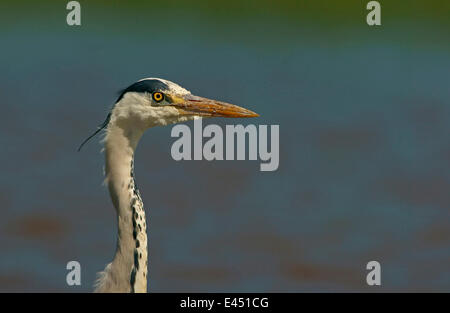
<box><xmin>94</xmin><ymin>122</ymin><xmax>148</xmax><ymax>293</ymax></box>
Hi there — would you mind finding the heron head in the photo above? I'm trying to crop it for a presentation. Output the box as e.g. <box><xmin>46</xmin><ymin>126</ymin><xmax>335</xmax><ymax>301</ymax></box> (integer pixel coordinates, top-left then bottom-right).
<box><xmin>78</xmin><ymin>78</ymin><xmax>258</xmax><ymax>151</ymax></box>
<box><xmin>114</xmin><ymin>78</ymin><xmax>258</xmax><ymax>126</ymax></box>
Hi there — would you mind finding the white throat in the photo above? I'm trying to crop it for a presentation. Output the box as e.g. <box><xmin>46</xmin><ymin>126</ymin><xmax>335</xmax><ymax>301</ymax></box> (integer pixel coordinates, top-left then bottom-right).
<box><xmin>94</xmin><ymin>119</ymin><xmax>148</xmax><ymax>293</ymax></box>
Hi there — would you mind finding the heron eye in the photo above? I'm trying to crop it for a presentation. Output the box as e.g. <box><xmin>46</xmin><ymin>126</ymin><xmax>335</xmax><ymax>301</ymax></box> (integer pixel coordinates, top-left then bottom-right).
<box><xmin>152</xmin><ymin>92</ymin><xmax>164</xmax><ymax>102</ymax></box>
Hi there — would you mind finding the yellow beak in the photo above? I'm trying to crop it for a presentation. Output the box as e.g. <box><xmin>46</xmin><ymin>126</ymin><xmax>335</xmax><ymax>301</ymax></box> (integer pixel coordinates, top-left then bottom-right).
<box><xmin>169</xmin><ymin>94</ymin><xmax>259</xmax><ymax>118</ymax></box>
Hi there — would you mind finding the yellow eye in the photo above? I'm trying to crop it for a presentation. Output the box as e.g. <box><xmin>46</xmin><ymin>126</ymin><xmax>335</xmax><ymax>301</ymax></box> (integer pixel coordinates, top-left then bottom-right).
<box><xmin>152</xmin><ymin>92</ymin><xmax>164</xmax><ymax>102</ymax></box>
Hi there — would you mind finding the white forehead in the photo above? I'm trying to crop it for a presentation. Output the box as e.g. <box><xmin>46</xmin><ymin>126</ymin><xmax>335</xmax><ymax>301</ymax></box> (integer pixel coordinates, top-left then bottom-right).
<box><xmin>138</xmin><ymin>77</ymin><xmax>191</xmax><ymax>95</ymax></box>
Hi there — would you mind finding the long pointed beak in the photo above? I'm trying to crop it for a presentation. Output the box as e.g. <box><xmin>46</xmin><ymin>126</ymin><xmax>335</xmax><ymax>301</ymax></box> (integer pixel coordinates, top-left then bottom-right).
<box><xmin>169</xmin><ymin>94</ymin><xmax>259</xmax><ymax>118</ymax></box>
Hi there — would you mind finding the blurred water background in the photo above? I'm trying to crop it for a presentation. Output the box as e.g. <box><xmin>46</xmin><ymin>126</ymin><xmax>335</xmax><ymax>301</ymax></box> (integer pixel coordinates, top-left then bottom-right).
<box><xmin>0</xmin><ymin>0</ymin><xmax>449</xmax><ymax>292</ymax></box>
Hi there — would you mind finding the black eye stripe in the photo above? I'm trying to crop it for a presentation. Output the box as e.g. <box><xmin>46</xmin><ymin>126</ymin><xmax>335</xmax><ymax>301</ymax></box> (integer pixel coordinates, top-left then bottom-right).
<box><xmin>116</xmin><ymin>79</ymin><xmax>169</xmax><ymax>103</ymax></box>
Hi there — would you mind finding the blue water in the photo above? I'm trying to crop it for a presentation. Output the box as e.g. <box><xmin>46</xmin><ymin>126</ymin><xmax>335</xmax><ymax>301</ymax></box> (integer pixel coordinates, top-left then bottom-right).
<box><xmin>0</xmin><ymin>13</ymin><xmax>449</xmax><ymax>291</ymax></box>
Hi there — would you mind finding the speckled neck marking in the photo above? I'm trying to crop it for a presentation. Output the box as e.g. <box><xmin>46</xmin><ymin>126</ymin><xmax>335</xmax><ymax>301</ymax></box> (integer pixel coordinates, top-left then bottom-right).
<box><xmin>129</xmin><ymin>158</ymin><xmax>148</xmax><ymax>293</ymax></box>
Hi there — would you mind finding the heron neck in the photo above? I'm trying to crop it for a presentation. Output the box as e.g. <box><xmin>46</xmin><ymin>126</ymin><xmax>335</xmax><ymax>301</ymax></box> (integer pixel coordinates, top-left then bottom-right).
<box><xmin>97</xmin><ymin>122</ymin><xmax>148</xmax><ymax>293</ymax></box>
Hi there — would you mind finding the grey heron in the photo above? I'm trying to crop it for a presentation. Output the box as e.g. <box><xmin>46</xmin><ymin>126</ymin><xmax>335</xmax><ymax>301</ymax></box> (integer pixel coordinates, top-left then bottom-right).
<box><xmin>79</xmin><ymin>78</ymin><xmax>258</xmax><ymax>293</ymax></box>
